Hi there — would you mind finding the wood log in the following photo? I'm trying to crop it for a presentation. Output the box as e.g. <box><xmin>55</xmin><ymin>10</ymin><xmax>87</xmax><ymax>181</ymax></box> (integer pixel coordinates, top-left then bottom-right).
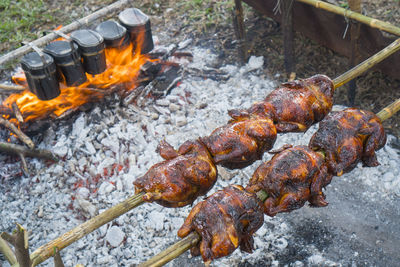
<box><xmin>0</xmin><ymin>0</ymin><xmax>133</xmax><ymax>67</ymax></box>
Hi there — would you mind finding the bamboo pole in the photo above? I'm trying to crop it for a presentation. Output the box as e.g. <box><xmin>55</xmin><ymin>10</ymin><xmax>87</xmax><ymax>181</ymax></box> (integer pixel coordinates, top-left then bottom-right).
<box><xmin>0</xmin><ymin>0</ymin><xmax>133</xmax><ymax>67</ymax></box>
<box><xmin>296</xmin><ymin>0</ymin><xmax>400</xmax><ymax>37</ymax></box>
<box><xmin>333</xmin><ymin>38</ymin><xmax>400</xmax><ymax>88</ymax></box>
<box><xmin>139</xmin><ymin>98</ymin><xmax>400</xmax><ymax>267</ymax></box>
<box><xmin>30</xmin><ymin>192</ymin><xmax>145</xmax><ymax>266</ymax></box>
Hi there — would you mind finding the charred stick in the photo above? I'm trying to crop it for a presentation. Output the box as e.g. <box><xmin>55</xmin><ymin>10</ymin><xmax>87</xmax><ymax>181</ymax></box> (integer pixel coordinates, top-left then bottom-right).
<box><xmin>12</xmin><ymin>102</ymin><xmax>24</xmax><ymax>123</ymax></box>
<box><xmin>30</xmin><ymin>192</ymin><xmax>145</xmax><ymax>266</ymax></box>
<box><xmin>0</xmin><ymin>117</ymin><xmax>35</xmax><ymax>149</ymax></box>
<box><xmin>0</xmin><ymin>142</ymin><xmax>58</xmax><ymax>161</ymax></box>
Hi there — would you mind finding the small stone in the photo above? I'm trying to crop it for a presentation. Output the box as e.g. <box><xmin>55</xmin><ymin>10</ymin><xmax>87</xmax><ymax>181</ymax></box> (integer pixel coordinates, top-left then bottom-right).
<box><xmin>85</xmin><ymin>141</ymin><xmax>96</xmax><ymax>154</ymax></box>
<box><xmin>106</xmin><ymin>226</ymin><xmax>125</xmax><ymax>247</ymax></box>
<box><xmin>148</xmin><ymin>211</ymin><xmax>165</xmax><ymax>231</ymax></box>
<box><xmin>151</xmin><ymin>113</ymin><xmax>159</xmax><ymax>120</ymax></box>
<box><xmin>155</xmin><ymin>99</ymin><xmax>170</xmax><ymax>106</ymax></box>
<box><xmin>98</xmin><ymin>182</ymin><xmax>115</xmax><ymax>195</ymax></box>
<box><xmin>37</xmin><ymin>206</ymin><xmax>44</xmax><ymax>218</ymax></box>
<box><xmin>196</xmin><ymin>102</ymin><xmax>207</xmax><ymax>109</ymax></box>
<box><xmin>175</xmin><ymin>116</ymin><xmax>187</xmax><ymax>127</ymax></box>
<box><xmin>169</xmin><ymin>103</ymin><xmax>180</xmax><ymax>112</ymax></box>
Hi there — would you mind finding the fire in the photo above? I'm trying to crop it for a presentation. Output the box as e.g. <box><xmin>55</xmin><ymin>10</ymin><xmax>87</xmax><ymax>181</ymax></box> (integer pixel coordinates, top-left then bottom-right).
<box><xmin>2</xmin><ymin>32</ymin><xmax>155</xmax><ymax>124</ymax></box>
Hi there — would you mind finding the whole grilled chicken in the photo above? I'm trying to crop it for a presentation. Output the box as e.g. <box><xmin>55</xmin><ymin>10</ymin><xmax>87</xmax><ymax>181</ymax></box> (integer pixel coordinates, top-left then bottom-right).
<box><xmin>309</xmin><ymin>108</ymin><xmax>386</xmax><ymax>176</ymax></box>
<box><xmin>202</xmin><ymin>116</ymin><xmax>277</xmax><ymax>169</ymax></box>
<box><xmin>134</xmin><ymin>139</ymin><xmax>217</xmax><ymax>207</ymax></box>
<box><xmin>178</xmin><ymin>185</ymin><xmax>264</xmax><ymax>263</ymax></box>
<box><xmin>247</xmin><ymin>145</ymin><xmax>332</xmax><ymax>216</ymax></box>
<box><xmin>229</xmin><ymin>74</ymin><xmax>334</xmax><ymax>132</ymax></box>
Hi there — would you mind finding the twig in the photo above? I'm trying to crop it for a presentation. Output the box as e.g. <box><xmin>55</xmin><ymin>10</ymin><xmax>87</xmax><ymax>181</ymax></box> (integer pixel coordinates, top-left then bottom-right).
<box><xmin>0</xmin><ymin>141</ymin><xmax>58</xmax><ymax>161</ymax></box>
<box><xmin>0</xmin><ymin>236</ymin><xmax>17</xmax><ymax>266</ymax></box>
<box><xmin>1</xmin><ymin>223</ymin><xmax>31</xmax><ymax>267</ymax></box>
<box><xmin>333</xmin><ymin>38</ymin><xmax>400</xmax><ymax>88</ymax></box>
<box><xmin>0</xmin><ymin>117</ymin><xmax>35</xmax><ymax>149</ymax></box>
<box><xmin>297</xmin><ymin>0</ymin><xmax>400</xmax><ymax>37</ymax></box>
<box><xmin>19</xmin><ymin>152</ymin><xmax>29</xmax><ymax>176</ymax></box>
<box><xmin>12</xmin><ymin>102</ymin><xmax>24</xmax><ymax>124</ymax></box>
<box><xmin>0</xmin><ymin>84</ymin><xmax>25</xmax><ymax>93</ymax></box>
<box><xmin>53</xmin><ymin>248</ymin><xmax>65</xmax><ymax>267</ymax></box>
<box><xmin>0</xmin><ymin>0</ymin><xmax>133</xmax><ymax>67</ymax></box>
<box><xmin>30</xmin><ymin>192</ymin><xmax>145</xmax><ymax>266</ymax></box>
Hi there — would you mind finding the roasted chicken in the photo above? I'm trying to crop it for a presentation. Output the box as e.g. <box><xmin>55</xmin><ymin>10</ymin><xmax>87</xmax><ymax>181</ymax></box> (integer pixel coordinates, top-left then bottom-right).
<box><xmin>178</xmin><ymin>185</ymin><xmax>264</xmax><ymax>263</ymax></box>
<box><xmin>134</xmin><ymin>139</ymin><xmax>217</xmax><ymax>207</ymax></box>
<box><xmin>309</xmin><ymin>108</ymin><xmax>386</xmax><ymax>176</ymax></box>
<box><xmin>246</xmin><ymin>145</ymin><xmax>332</xmax><ymax>216</ymax></box>
<box><xmin>202</xmin><ymin>117</ymin><xmax>277</xmax><ymax>169</ymax></box>
<box><xmin>229</xmin><ymin>74</ymin><xmax>334</xmax><ymax>132</ymax></box>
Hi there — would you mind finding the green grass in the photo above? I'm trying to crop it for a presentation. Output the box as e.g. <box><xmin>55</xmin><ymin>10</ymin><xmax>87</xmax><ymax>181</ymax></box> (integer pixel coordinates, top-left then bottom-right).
<box><xmin>0</xmin><ymin>0</ymin><xmax>56</xmax><ymax>51</ymax></box>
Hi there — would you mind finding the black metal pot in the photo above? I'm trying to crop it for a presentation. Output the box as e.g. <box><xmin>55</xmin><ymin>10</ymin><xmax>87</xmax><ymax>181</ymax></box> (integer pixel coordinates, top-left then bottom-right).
<box><xmin>44</xmin><ymin>40</ymin><xmax>87</xmax><ymax>86</ymax></box>
<box><xmin>20</xmin><ymin>51</ymin><xmax>61</xmax><ymax>101</ymax></box>
<box><xmin>118</xmin><ymin>8</ymin><xmax>154</xmax><ymax>54</ymax></box>
<box><xmin>95</xmin><ymin>20</ymin><xmax>129</xmax><ymax>49</ymax></box>
<box><xmin>70</xmin><ymin>29</ymin><xmax>106</xmax><ymax>75</ymax></box>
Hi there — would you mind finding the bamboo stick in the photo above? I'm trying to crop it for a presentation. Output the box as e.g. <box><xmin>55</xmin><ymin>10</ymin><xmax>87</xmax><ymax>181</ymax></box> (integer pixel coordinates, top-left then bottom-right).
<box><xmin>296</xmin><ymin>0</ymin><xmax>400</xmax><ymax>37</ymax></box>
<box><xmin>376</xmin><ymin>98</ymin><xmax>400</xmax><ymax>122</ymax></box>
<box><xmin>139</xmin><ymin>97</ymin><xmax>400</xmax><ymax>267</ymax></box>
<box><xmin>0</xmin><ymin>141</ymin><xmax>58</xmax><ymax>161</ymax></box>
<box><xmin>0</xmin><ymin>0</ymin><xmax>133</xmax><ymax>67</ymax></box>
<box><xmin>30</xmin><ymin>192</ymin><xmax>145</xmax><ymax>266</ymax></box>
<box><xmin>333</xmin><ymin>38</ymin><xmax>400</xmax><ymax>88</ymax></box>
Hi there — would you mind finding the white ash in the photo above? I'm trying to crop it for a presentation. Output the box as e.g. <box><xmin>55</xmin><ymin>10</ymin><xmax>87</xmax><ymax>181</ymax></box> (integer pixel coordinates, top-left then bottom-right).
<box><xmin>0</xmin><ymin>45</ymin><xmax>399</xmax><ymax>267</ymax></box>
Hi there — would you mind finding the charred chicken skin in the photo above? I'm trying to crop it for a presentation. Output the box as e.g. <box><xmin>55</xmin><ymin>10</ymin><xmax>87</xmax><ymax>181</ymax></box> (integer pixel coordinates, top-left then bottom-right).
<box><xmin>178</xmin><ymin>185</ymin><xmax>264</xmax><ymax>263</ymax></box>
<box><xmin>246</xmin><ymin>145</ymin><xmax>332</xmax><ymax>216</ymax></box>
<box><xmin>229</xmin><ymin>74</ymin><xmax>334</xmax><ymax>132</ymax></box>
<box><xmin>309</xmin><ymin>108</ymin><xmax>386</xmax><ymax>176</ymax></box>
<box><xmin>134</xmin><ymin>139</ymin><xmax>217</xmax><ymax>207</ymax></box>
<box><xmin>202</xmin><ymin>116</ymin><xmax>277</xmax><ymax>169</ymax></box>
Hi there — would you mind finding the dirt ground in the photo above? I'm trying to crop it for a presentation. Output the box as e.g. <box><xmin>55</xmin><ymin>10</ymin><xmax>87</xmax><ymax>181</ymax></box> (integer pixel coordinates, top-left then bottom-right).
<box><xmin>0</xmin><ymin>0</ymin><xmax>399</xmax><ymax>138</ymax></box>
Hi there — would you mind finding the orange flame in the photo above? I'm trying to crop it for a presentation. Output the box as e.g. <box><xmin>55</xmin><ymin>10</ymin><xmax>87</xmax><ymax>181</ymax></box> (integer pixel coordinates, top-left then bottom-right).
<box><xmin>3</xmin><ymin>32</ymin><xmax>155</xmax><ymax>124</ymax></box>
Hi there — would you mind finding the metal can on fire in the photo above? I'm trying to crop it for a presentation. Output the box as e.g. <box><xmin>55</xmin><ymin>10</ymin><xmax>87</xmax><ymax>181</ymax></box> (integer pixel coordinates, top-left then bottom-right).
<box><xmin>70</xmin><ymin>29</ymin><xmax>106</xmax><ymax>75</ymax></box>
<box><xmin>44</xmin><ymin>40</ymin><xmax>87</xmax><ymax>87</ymax></box>
<box><xmin>95</xmin><ymin>20</ymin><xmax>129</xmax><ymax>49</ymax></box>
<box><xmin>20</xmin><ymin>51</ymin><xmax>61</xmax><ymax>101</ymax></box>
<box><xmin>118</xmin><ymin>8</ymin><xmax>154</xmax><ymax>54</ymax></box>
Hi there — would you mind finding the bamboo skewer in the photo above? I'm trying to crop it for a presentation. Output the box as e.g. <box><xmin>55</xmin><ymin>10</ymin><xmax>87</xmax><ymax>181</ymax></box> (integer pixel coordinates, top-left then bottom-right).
<box><xmin>296</xmin><ymin>0</ymin><xmax>400</xmax><ymax>37</ymax></box>
<box><xmin>25</xmin><ymin>41</ymin><xmax>400</xmax><ymax>266</ymax></box>
<box><xmin>333</xmin><ymin>38</ymin><xmax>400</xmax><ymax>88</ymax></box>
<box><xmin>30</xmin><ymin>192</ymin><xmax>145</xmax><ymax>266</ymax></box>
<box><xmin>140</xmin><ymin>98</ymin><xmax>400</xmax><ymax>267</ymax></box>
<box><xmin>0</xmin><ymin>0</ymin><xmax>133</xmax><ymax>67</ymax></box>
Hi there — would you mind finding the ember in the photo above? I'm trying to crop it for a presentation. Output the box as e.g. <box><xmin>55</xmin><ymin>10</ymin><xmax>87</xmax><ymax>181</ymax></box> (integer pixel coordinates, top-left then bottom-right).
<box><xmin>2</xmin><ymin>33</ymin><xmax>156</xmax><ymax>124</ymax></box>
